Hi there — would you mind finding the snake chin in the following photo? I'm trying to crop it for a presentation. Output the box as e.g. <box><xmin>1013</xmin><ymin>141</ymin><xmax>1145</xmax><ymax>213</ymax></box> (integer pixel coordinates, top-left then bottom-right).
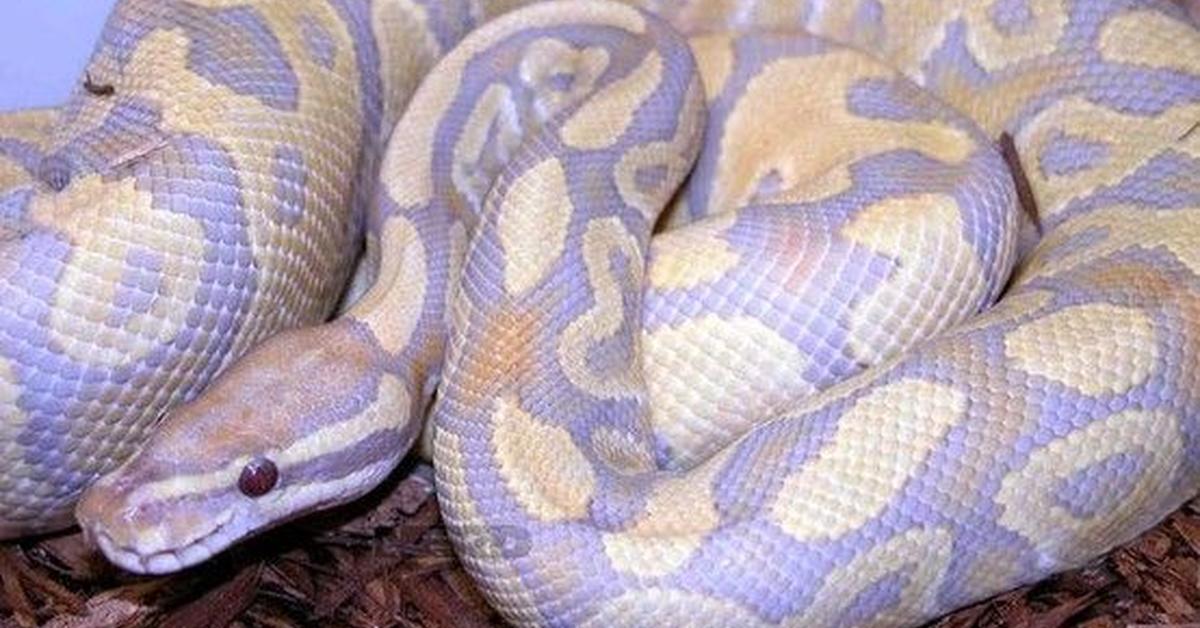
<box><xmin>83</xmin><ymin>507</ymin><xmax>245</xmax><ymax>575</ymax></box>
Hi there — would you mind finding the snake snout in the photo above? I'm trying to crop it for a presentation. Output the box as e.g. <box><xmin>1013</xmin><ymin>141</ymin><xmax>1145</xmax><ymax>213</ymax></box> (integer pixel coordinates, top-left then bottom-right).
<box><xmin>76</xmin><ymin>456</ymin><xmax>240</xmax><ymax>574</ymax></box>
<box><xmin>74</xmin><ymin>394</ymin><xmax>259</xmax><ymax>574</ymax></box>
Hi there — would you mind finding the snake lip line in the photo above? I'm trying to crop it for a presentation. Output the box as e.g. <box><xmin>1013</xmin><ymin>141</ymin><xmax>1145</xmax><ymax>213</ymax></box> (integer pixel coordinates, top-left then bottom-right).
<box><xmin>84</xmin><ymin>509</ymin><xmax>238</xmax><ymax>575</ymax></box>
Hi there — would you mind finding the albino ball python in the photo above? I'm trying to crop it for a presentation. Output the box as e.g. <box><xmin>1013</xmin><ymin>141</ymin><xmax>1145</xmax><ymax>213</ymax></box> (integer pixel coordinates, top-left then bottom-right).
<box><xmin>1</xmin><ymin>0</ymin><xmax>1198</xmax><ymax>625</ymax></box>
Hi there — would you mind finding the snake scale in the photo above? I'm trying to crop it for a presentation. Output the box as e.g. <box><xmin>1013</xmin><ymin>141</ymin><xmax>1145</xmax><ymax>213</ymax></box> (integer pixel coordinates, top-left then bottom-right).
<box><xmin>1</xmin><ymin>0</ymin><xmax>1198</xmax><ymax>625</ymax></box>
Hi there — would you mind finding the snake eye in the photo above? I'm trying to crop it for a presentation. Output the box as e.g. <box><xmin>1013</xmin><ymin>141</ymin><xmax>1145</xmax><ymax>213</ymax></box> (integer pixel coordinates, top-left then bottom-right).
<box><xmin>238</xmin><ymin>457</ymin><xmax>279</xmax><ymax>497</ymax></box>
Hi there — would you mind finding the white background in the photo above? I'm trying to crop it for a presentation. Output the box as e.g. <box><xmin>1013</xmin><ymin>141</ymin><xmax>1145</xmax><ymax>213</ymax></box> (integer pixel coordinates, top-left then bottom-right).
<box><xmin>0</xmin><ymin>2</ymin><xmax>120</xmax><ymax>111</ymax></box>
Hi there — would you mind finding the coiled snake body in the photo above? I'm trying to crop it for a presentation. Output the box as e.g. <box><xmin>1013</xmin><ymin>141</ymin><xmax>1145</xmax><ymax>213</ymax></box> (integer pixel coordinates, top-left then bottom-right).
<box><xmin>1</xmin><ymin>0</ymin><xmax>1198</xmax><ymax>626</ymax></box>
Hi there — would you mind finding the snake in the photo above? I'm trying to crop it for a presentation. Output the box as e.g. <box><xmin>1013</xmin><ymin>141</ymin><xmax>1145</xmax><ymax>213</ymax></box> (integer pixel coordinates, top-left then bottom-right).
<box><xmin>1</xmin><ymin>0</ymin><xmax>1198</xmax><ymax>625</ymax></box>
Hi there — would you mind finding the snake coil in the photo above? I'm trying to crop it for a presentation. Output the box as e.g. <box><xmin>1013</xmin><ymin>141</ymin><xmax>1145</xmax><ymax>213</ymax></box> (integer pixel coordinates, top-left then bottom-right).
<box><xmin>0</xmin><ymin>0</ymin><xmax>1196</xmax><ymax>626</ymax></box>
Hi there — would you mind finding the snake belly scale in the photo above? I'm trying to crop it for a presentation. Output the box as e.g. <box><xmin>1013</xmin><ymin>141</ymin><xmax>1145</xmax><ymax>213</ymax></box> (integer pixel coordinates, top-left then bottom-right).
<box><xmin>0</xmin><ymin>0</ymin><xmax>1196</xmax><ymax>626</ymax></box>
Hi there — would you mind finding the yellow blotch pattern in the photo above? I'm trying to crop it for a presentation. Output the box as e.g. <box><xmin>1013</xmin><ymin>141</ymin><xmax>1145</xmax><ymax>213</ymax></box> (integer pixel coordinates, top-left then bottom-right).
<box><xmin>960</xmin><ymin>0</ymin><xmax>1068</xmax><ymax>72</ymax></box>
<box><xmin>766</xmin><ymin>166</ymin><xmax>856</xmax><ymax>206</ymax></box>
<box><xmin>645</xmin><ymin>313</ymin><xmax>814</xmax><ymax>468</ymax></box>
<box><xmin>842</xmin><ymin>193</ymin><xmax>990</xmax><ymax>365</ymax></box>
<box><xmin>646</xmin><ymin>213</ymin><xmax>740</xmax><ymax>290</ymax></box>
<box><xmin>352</xmin><ymin>216</ymin><xmax>426</xmax><ymax>352</ymax></box>
<box><xmin>946</xmin><ymin>289</ymin><xmax>1054</xmax><ymax>337</ymax></box>
<box><xmin>771</xmin><ymin>379</ymin><xmax>967</xmax><ymax>543</ymax></box>
<box><xmin>497</xmin><ymin>158</ymin><xmax>572</xmax><ymax>296</ymax></box>
<box><xmin>518</xmin><ymin>38</ymin><xmax>610</xmax><ymax>121</ymax></box>
<box><xmin>930</xmin><ymin>58</ymin><xmax>1076</xmax><ymax>136</ymax></box>
<box><xmin>0</xmin><ymin>160</ymin><xmax>29</xmax><ymax>191</ymax></box>
<box><xmin>372</xmin><ymin>0</ymin><xmax>443</xmax><ymax>130</ymax></box>
<box><xmin>0</xmin><ymin>357</ymin><xmax>19</xmax><ymax>416</ymax></box>
<box><xmin>589</xmin><ymin>588</ymin><xmax>770</xmax><ymax>627</ymax></box>
<box><xmin>666</xmin><ymin>0</ymin><xmax>806</xmax><ymax>36</ymax></box>
<box><xmin>590</xmin><ymin>425</ymin><xmax>656</xmax><ymax>475</ymax></box>
<box><xmin>452</xmin><ymin>83</ymin><xmax>520</xmax><ymax>209</ymax></box>
<box><xmin>807</xmin><ymin>0</ymin><xmax>957</xmax><ymax>79</ymax></box>
<box><xmin>31</xmin><ymin>176</ymin><xmax>206</xmax><ymax>368</ymax></box>
<box><xmin>961</xmin><ymin>549</ymin><xmax>1027</xmax><ymax>603</ymax></box>
<box><xmin>688</xmin><ymin>33</ymin><xmax>735</xmax><ymax>101</ymax></box>
<box><xmin>616</xmin><ymin>74</ymin><xmax>706</xmax><ymax>221</ymax></box>
<box><xmin>435</xmin><ymin>426</ymin><xmax>543</xmax><ymax>624</ymax></box>
<box><xmin>115</xmin><ymin>11</ymin><xmax>367</xmax><ymax>346</ymax></box>
<box><xmin>492</xmin><ymin>396</ymin><xmax>596</xmax><ymax>522</ymax></box>
<box><xmin>384</xmin><ymin>0</ymin><xmax>642</xmax><ymax>207</ymax></box>
<box><xmin>602</xmin><ymin>450</ymin><xmax>727</xmax><ymax>578</ymax></box>
<box><xmin>0</xmin><ymin>108</ymin><xmax>55</xmax><ymax>189</ymax></box>
<box><xmin>1018</xmin><ymin>98</ymin><xmax>1200</xmax><ymax>218</ymax></box>
<box><xmin>615</xmin><ymin>141</ymin><xmax>697</xmax><ymax>222</ymax></box>
<box><xmin>996</xmin><ymin>408</ymin><xmax>1184</xmax><ymax>567</ymax></box>
<box><xmin>783</xmin><ymin>526</ymin><xmax>954</xmax><ymax>627</ymax></box>
<box><xmin>0</xmin><ymin>357</ymin><xmax>28</xmax><ymax>498</ymax></box>
<box><xmin>1099</xmin><ymin>10</ymin><xmax>1200</xmax><ymax>76</ymax></box>
<box><xmin>711</xmin><ymin>52</ymin><xmax>974</xmax><ymax>214</ymax></box>
<box><xmin>561</xmin><ymin>51</ymin><xmax>664</xmax><ymax>150</ymax></box>
<box><xmin>1004</xmin><ymin>303</ymin><xmax>1157</xmax><ymax>397</ymax></box>
<box><xmin>558</xmin><ymin>218</ymin><xmax>644</xmax><ymax>399</ymax></box>
<box><xmin>380</xmin><ymin>43</ymin><xmax>472</xmax><ymax>209</ymax></box>
<box><xmin>0</xmin><ymin>108</ymin><xmax>56</xmax><ymax>146</ymax></box>
<box><xmin>1017</xmin><ymin>208</ymin><xmax>1200</xmax><ymax>286</ymax></box>
<box><xmin>136</xmin><ymin>17</ymin><xmax>358</xmax><ymax>182</ymax></box>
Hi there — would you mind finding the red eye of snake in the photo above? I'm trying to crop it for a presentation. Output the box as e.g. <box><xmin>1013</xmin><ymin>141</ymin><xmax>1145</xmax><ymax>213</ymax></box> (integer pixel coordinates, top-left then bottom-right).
<box><xmin>238</xmin><ymin>458</ymin><xmax>279</xmax><ymax>497</ymax></box>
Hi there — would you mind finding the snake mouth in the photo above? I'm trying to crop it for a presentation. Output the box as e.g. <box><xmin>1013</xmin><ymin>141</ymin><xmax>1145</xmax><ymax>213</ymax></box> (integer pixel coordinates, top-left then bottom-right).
<box><xmin>84</xmin><ymin>508</ymin><xmax>241</xmax><ymax>575</ymax></box>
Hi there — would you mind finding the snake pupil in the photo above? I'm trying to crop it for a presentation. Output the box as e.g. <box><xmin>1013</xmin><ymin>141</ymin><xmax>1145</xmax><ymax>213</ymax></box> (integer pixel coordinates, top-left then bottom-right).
<box><xmin>238</xmin><ymin>458</ymin><xmax>278</xmax><ymax>497</ymax></box>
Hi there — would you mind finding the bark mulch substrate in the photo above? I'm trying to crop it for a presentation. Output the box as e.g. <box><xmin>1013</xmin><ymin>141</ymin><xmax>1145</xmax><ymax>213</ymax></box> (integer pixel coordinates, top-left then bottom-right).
<box><xmin>0</xmin><ymin>456</ymin><xmax>1197</xmax><ymax>628</ymax></box>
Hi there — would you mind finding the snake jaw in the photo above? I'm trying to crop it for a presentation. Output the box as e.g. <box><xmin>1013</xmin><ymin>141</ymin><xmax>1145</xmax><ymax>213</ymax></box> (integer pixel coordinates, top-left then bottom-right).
<box><xmin>73</xmin><ymin>427</ymin><xmax>264</xmax><ymax>574</ymax></box>
<box><xmin>84</xmin><ymin>507</ymin><xmax>241</xmax><ymax>575</ymax></box>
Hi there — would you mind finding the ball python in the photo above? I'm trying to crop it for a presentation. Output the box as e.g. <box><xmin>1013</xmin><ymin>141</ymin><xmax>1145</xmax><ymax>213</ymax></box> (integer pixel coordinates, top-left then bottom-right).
<box><xmin>0</xmin><ymin>0</ymin><xmax>1197</xmax><ymax>625</ymax></box>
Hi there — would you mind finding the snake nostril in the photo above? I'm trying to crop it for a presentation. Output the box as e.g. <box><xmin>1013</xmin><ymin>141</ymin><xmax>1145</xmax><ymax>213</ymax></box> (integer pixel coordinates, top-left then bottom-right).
<box><xmin>36</xmin><ymin>155</ymin><xmax>72</xmax><ymax>192</ymax></box>
<box><xmin>238</xmin><ymin>457</ymin><xmax>279</xmax><ymax>498</ymax></box>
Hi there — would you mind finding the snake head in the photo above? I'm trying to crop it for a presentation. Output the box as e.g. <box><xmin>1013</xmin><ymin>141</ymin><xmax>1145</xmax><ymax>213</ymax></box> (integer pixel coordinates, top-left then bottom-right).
<box><xmin>75</xmin><ymin>321</ymin><xmax>419</xmax><ymax>574</ymax></box>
